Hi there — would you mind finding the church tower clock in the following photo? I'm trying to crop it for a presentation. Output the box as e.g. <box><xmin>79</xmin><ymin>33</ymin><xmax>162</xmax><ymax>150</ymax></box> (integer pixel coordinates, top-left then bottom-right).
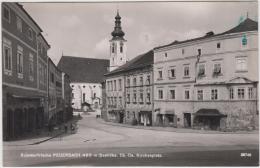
<box><xmin>109</xmin><ymin>10</ymin><xmax>127</xmax><ymax>72</ymax></box>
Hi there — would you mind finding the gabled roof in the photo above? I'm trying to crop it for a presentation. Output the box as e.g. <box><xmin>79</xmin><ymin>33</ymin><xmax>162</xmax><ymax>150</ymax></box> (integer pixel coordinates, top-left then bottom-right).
<box><xmin>57</xmin><ymin>56</ymin><xmax>109</xmax><ymax>83</ymax></box>
<box><xmin>226</xmin><ymin>76</ymin><xmax>257</xmax><ymax>84</ymax></box>
<box><xmin>155</xmin><ymin>18</ymin><xmax>258</xmax><ymax>50</ymax></box>
<box><xmin>105</xmin><ymin>50</ymin><xmax>154</xmax><ymax>76</ymax></box>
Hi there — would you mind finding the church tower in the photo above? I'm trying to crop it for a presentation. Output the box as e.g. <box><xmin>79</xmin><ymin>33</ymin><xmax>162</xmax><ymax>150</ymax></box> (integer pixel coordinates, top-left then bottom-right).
<box><xmin>109</xmin><ymin>10</ymin><xmax>127</xmax><ymax>72</ymax></box>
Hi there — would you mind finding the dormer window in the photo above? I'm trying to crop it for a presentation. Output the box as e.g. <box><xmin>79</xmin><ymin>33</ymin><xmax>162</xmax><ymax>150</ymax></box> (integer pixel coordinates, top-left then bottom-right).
<box><xmin>242</xmin><ymin>34</ymin><xmax>247</xmax><ymax>46</ymax></box>
<box><xmin>198</xmin><ymin>49</ymin><xmax>201</xmax><ymax>55</ymax></box>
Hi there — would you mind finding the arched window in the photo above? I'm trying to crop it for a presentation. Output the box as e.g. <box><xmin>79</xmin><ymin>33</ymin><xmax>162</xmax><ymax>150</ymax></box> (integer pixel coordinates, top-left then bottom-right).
<box><xmin>112</xmin><ymin>43</ymin><xmax>115</xmax><ymax>53</ymax></box>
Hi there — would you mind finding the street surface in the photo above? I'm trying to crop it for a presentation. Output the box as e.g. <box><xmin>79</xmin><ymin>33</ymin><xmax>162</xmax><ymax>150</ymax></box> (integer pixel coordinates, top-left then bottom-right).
<box><xmin>3</xmin><ymin>114</ymin><xmax>259</xmax><ymax>166</ymax></box>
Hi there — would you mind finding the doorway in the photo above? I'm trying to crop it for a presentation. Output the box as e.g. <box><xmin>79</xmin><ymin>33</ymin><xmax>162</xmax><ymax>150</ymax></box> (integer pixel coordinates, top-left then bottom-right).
<box><xmin>184</xmin><ymin>113</ymin><xmax>191</xmax><ymax>128</ymax></box>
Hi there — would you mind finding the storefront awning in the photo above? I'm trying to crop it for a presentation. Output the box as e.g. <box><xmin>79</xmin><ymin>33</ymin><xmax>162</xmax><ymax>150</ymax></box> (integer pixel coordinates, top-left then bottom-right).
<box><xmin>194</xmin><ymin>109</ymin><xmax>227</xmax><ymax>117</ymax></box>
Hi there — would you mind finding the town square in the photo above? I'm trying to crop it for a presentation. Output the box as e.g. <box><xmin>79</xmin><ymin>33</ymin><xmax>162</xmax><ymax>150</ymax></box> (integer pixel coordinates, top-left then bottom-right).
<box><xmin>2</xmin><ymin>1</ymin><xmax>259</xmax><ymax>166</ymax></box>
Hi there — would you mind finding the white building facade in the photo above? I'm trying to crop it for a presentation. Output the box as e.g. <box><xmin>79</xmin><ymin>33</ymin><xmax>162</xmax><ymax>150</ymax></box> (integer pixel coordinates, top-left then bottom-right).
<box><xmin>153</xmin><ymin>18</ymin><xmax>258</xmax><ymax>130</ymax></box>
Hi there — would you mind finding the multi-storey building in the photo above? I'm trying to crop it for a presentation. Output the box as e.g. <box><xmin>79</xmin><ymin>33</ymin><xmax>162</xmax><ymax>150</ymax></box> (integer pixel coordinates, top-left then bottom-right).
<box><xmin>2</xmin><ymin>3</ymin><xmax>50</xmax><ymax>140</ymax></box>
<box><xmin>153</xmin><ymin>18</ymin><xmax>258</xmax><ymax>130</ymax></box>
<box><xmin>122</xmin><ymin>50</ymin><xmax>154</xmax><ymax>126</ymax></box>
<box><xmin>105</xmin><ymin>11</ymin><xmax>128</xmax><ymax>123</ymax></box>
<box><xmin>57</xmin><ymin>56</ymin><xmax>109</xmax><ymax>111</ymax></box>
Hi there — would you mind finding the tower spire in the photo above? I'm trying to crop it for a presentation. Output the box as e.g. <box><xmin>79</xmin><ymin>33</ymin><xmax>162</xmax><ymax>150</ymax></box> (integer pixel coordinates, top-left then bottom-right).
<box><xmin>111</xmin><ymin>10</ymin><xmax>125</xmax><ymax>40</ymax></box>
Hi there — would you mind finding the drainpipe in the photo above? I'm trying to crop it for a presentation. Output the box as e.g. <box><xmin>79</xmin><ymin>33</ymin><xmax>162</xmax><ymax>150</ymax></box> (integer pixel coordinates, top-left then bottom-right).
<box><xmin>193</xmin><ymin>52</ymin><xmax>201</xmax><ymax>128</ymax></box>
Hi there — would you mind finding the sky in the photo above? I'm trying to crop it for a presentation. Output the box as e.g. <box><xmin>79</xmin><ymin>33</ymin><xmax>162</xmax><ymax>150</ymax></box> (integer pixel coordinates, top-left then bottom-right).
<box><xmin>21</xmin><ymin>1</ymin><xmax>258</xmax><ymax>65</ymax></box>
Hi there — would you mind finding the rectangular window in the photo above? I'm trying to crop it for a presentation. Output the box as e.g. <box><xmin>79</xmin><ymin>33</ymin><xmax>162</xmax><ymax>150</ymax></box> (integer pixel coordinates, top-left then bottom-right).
<box><xmin>184</xmin><ymin>66</ymin><xmax>189</xmax><ymax>77</ymax></box>
<box><xmin>217</xmin><ymin>42</ymin><xmax>221</xmax><ymax>49</ymax></box>
<box><xmin>158</xmin><ymin>90</ymin><xmax>163</xmax><ymax>99</ymax></box>
<box><xmin>119</xmin><ymin>96</ymin><xmax>122</xmax><ymax>106</ymax></box>
<box><xmin>158</xmin><ymin>70</ymin><xmax>163</xmax><ymax>79</ymax></box>
<box><xmin>28</xmin><ymin>28</ymin><xmax>33</xmax><ymax>40</ymax></box>
<box><xmin>127</xmin><ymin>94</ymin><xmax>130</xmax><ymax>103</ymax></box>
<box><xmin>198</xmin><ymin>49</ymin><xmax>201</xmax><ymax>55</ymax></box>
<box><xmin>229</xmin><ymin>88</ymin><xmax>234</xmax><ymax>100</ymax></box>
<box><xmin>168</xmin><ymin>68</ymin><xmax>175</xmax><ymax>78</ymax></box>
<box><xmin>198</xmin><ymin>64</ymin><xmax>205</xmax><ymax>77</ymax></box>
<box><xmin>17</xmin><ymin>46</ymin><xmax>23</xmax><ymax>78</ymax></box>
<box><xmin>127</xmin><ymin>78</ymin><xmax>130</xmax><ymax>87</ymax></box>
<box><xmin>140</xmin><ymin>77</ymin><xmax>143</xmax><ymax>86</ymax></box>
<box><xmin>184</xmin><ymin>90</ymin><xmax>190</xmax><ymax>100</ymax></box>
<box><xmin>139</xmin><ymin>93</ymin><xmax>143</xmax><ymax>103</ymax></box>
<box><xmin>29</xmin><ymin>53</ymin><xmax>34</xmax><ymax>81</ymax></box>
<box><xmin>114</xmin><ymin>80</ymin><xmax>117</xmax><ymax>91</ymax></box>
<box><xmin>3</xmin><ymin>6</ymin><xmax>10</xmax><ymax>22</ymax></box>
<box><xmin>182</xmin><ymin>49</ymin><xmax>185</xmax><ymax>55</ymax></box>
<box><xmin>83</xmin><ymin>93</ymin><xmax>85</xmax><ymax>102</ymax></box>
<box><xmin>146</xmin><ymin>75</ymin><xmax>150</xmax><ymax>85</ymax></box>
<box><xmin>170</xmin><ymin>90</ymin><xmax>175</xmax><ymax>99</ymax></box>
<box><xmin>16</xmin><ymin>16</ymin><xmax>22</xmax><ymax>32</ymax></box>
<box><xmin>147</xmin><ymin>93</ymin><xmax>151</xmax><ymax>103</ymax></box>
<box><xmin>51</xmin><ymin>73</ymin><xmax>54</xmax><ymax>83</ymax></box>
<box><xmin>236</xmin><ymin>57</ymin><xmax>247</xmax><ymax>71</ymax></box>
<box><xmin>133</xmin><ymin>78</ymin><xmax>137</xmax><ymax>86</ymax></box>
<box><xmin>211</xmin><ymin>89</ymin><xmax>218</xmax><ymax>100</ymax></box>
<box><xmin>133</xmin><ymin>93</ymin><xmax>137</xmax><ymax>103</ymax></box>
<box><xmin>213</xmin><ymin>63</ymin><xmax>221</xmax><ymax>75</ymax></box>
<box><xmin>118</xmin><ymin>79</ymin><xmax>122</xmax><ymax>91</ymax></box>
<box><xmin>238</xmin><ymin>88</ymin><xmax>245</xmax><ymax>99</ymax></box>
<box><xmin>248</xmin><ymin>87</ymin><xmax>253</xmax><ymax>99</ymax></box>
<box><xmin>197</xmin><ymin>90</ymin><xmax>203</xmax><ymax>100</ymax></box>
<box><xmin>3</xmin><ymin>38</ymin><xmax>12</xmax><ymax>75</ymax></box>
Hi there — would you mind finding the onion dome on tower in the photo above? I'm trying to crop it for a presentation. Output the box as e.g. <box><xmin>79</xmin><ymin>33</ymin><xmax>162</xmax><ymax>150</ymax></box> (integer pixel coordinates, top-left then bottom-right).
<box><xmin>111</xmin><ymin>10</ymin><xmax>125</xmax><ymax>40</ymax></box>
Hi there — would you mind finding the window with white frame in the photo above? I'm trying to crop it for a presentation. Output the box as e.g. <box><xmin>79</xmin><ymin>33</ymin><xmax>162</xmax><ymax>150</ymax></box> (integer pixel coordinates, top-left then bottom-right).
<box><xmin>169</xmin><ymin>89</ymin><xmax>175</xmax><ymax>99</ymax></box>
<box><xmin>236</xmin><ymin>57</ymin><xmax>247</xmax><ymax>71</ymax></box>
<box><xmin>140</xmin><ymin>76</ymin><xmax>143</xmax><ymax>86</ymax></box>
<box><xmin>133</xmin><ymin>93</ymin><xmax>137</xmax><ymax>103</ymax></box>
<box><xmin>248</xmin><ymin>87</ymin><xmax>253</xmax><ymax>99</ymax></box>
<box><xmin>213</xmin><ymin>63</ymin><xmax>222</xmax><ymax>76</ymax></box>
<box><xmin>237</xmin><ymin>88</ymin><xmax>245</xmax><ymax>99</ymax></box>
<box><xmin>184</xmin><ymin>90</ymin><xmax>190</xmax><ymax>100</ymax></box>
<box><xmin>198</xmin><ymin>64</ymin><xmax>205</xmax><ymax>77</ymax></box>
<box><xmin>168</xmin><ymin>68</ymin><xmax>176</xmax><ymax>78</ymax></box>
<box><xmin>17</xmin><ymin>46</ymin><xmax>23</xmax><ymax>78</ymax></box>
<box><xmin>16</xmin><ymin>16</ymin><xmax>22</xmax><ymax>32</ymax></box>
<box><xmin>158</xmin><ymin>70</ymin><xmax>163</xmax><ymax>79</ymax></box>
<box><xmin>184</xmin><ymin>66</ymin><xmax>189</xmax><ymax>77</ymax></box>
<box><xmin>133</xmin><ymin>78</ymin><xmax>137</xmax><ymax>86</ymax></box>
<box><xmin>158</xmin><ymin>90</ymin><xmax>163</xmax><ymax>99</ymax></box>
<box><xmin>146</xmin><ymin>75</ymin><xmax>150</xmax><ymax>85</ymax></box>
<box><xmin>29</xmin><ymin>53</ymin><xmax>34</xmax><ymax>81</ymax></box>
<box><xmin>118</xmin><ymin>79</ymin><xmax>122</xmax><ymax>90</ymax></box>
<box><xmin>211</xmin><ymin>89</ymin><xmax>218</xmax><ymax>100</ymax></box>
<box><xmin>139</xmin><ymin>93</ymin><xmax>143</xmax><ymax>103</ymax></box>
<box><xmin>28</xmin><ymin>28</ymin><xmax>33</xmax><ymax>40</ymax></box>
<box><xmin>229</xmin><ymin>88</ymin><xmax>234</xmax><ymax>100</ymax></box>
<box><xmin>3</xmin><ymin>38</ymin><xmax>12</xmax><ymax>75</ymax></box>
<box><xmin>127</xmin><ymin>93</ymin><xmax>130</xmax><ymax>103</ymax></box>
<box><xmin>114</xmin><ymin>80</ymin><xmax>117</xmax><ymax>91</ymax></box>
<box><xmin>197</xmin><ymin>90</ymin><xmax>203</xmax><ymax>100</ymax></box>
<box><xmin>3</xmin><ymin>6</ymin><xmax>10</xmax><ymax>22</ymax></box>
<box><xmin>146</xmin><ymin>92</ymin><xmax>151</xmax><ymax>103</ymax></box>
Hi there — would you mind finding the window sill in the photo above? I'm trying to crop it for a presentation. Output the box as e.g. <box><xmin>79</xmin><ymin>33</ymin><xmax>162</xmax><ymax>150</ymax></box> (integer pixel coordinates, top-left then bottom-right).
<box><xmin>169</xmin><ymin>77</ymin><xmax>176</xmax><ymax>80</ymax></box>
<box><xmin>146</xmin><ymin>102</ymin><xmax>151</xmax><ymax>105</ymax></box>
<box><xmin>212</xmin><ymin>73</ymin><xmax>223</xmax><ymax>77</ymax></box>
<box><xmin>18</xmin><ymin>73</ymin><xmax>24</xmax><ymax>79</ymax></box>
<box><xmin>4</xmin><ymin>70</ymin><xmax>12</xmax><ymax>76</ymax></box>
<box><xmin>157</xmin><ymin>78</ymin><xmax>163</xmax><ymax>81</ymax></box>
<box><xmin>139</xmin><ymin>102</ymin><xmax>144</xmax><ymax>104</ymax></box>
<box><xmin>235</xmin><ymin>70</ymin><xmax>248</xmax><ymax>73</ymax></box>
<box><xmin>183</xmin><ymin>76</ymin><xmax>190</xmax><ymax>79</ymax></box>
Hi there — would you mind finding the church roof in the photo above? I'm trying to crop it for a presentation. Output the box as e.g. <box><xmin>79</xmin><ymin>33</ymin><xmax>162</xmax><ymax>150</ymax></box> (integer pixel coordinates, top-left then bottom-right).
<box><xmin>155</xmin><ymin>18</ymin><xmax>258</xmax><ymax>50</ymax></box>
<box><xmin>57</xmin><ymin>56</ymin><xmax>109</xmax><ymax>83</ymax></box>
<box><xmin>105</xmin><ymin>50</ymin><xmax>154</xmax><ymax>76</ymax></box>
